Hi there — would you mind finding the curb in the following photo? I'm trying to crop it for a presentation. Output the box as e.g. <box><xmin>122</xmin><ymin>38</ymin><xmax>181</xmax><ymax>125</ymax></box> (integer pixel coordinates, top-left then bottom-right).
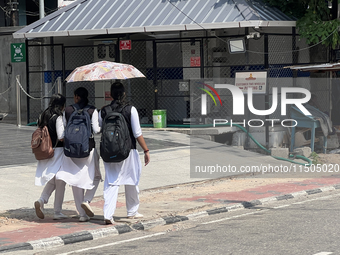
<box><xmin>1</xmin><ymin>184</ymin><xmax>340</xmax><ymax>253</ymax></box>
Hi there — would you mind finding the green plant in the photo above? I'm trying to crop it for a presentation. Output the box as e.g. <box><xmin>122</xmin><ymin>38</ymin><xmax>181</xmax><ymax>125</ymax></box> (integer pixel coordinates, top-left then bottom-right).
<box><xmin>310</xmin><ymin>151</ymin><xmax>321</xmax><ymax>165</ymax></box>
<box><xmin>297</xmin><ymin>9</ymin><xmax>340</xmax><ymax>49</ymax></box>
<box><xmin>263</xmin><ymin>0</ymin><xmax>340</xmax><ymax>49</ymax></box>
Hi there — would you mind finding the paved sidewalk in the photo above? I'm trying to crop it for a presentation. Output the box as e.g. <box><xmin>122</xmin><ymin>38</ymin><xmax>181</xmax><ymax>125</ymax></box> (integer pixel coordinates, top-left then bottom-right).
<box><xmin>1</xmin><ymin>175</ymin><xmax>340</xmax><ymax>253</ymax></box>
<box><xmin>0</xmin><ymin>123</ymin><xmax>339</xmax><ymax>253</ymax></box>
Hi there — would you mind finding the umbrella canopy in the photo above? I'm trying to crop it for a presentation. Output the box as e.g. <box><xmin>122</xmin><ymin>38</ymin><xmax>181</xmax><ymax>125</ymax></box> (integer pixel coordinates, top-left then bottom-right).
<box><xmin>65</xmin><ymin>61</ymin><xmax>145</xmax><ymax>82</ymax></box>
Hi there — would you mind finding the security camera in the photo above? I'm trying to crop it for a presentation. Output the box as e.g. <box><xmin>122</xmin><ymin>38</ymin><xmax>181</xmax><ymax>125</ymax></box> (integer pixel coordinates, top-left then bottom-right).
<box><xmin>246</xmin><ymin>32</ymin><xmax>261</xmax><ymax>39</ymax></box>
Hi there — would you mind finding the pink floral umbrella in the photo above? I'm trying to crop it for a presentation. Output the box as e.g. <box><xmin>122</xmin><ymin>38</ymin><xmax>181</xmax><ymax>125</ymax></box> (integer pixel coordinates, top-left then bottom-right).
<box><xmin>65</xmin><ymin>61</ymin><xmax>145</xmax><ymax>82</ymax></box>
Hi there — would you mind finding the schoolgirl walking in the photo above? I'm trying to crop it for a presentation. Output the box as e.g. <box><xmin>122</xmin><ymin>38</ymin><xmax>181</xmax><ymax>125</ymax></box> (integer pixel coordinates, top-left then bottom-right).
<box><xmin>99</xmin><ymin>82</ymin><xmax>150</xmax><ymax>224</ymax></box>
<box><xmin>34</xmin><ymin>93</ymin><xmax>68</xmax><ymax>220</ymax></box>
<box><xmin>56</xmin><ymin>87</ymin><xmax>101</xmax><ymax>222</ymax></box>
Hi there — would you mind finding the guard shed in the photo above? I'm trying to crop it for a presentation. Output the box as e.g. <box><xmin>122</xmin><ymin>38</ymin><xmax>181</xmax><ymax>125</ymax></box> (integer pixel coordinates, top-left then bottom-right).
<box><xmin>12</xmin><ymin>0</ymin><xmax>323</xmax><ymax>126</ymax></box>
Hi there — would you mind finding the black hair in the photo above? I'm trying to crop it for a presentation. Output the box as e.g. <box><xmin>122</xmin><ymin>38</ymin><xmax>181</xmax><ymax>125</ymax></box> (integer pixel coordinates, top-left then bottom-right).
<box><xmin>74</xmin><ymin>87</ymin><xmax>89</xmax><ymax>106</ymax></box>
<box><xmin>38</xmin><ymin>93</ymin><xmax>66</xmax><ymax>127</ymax></box>
<box><xmin>110</xmin><ymin>82</ymin><xmax>127</xmax><ymax>106</ymax></box>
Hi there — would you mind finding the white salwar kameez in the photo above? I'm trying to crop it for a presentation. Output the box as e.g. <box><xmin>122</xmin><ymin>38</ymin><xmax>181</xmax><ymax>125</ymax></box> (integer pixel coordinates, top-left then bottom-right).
<box><xmin>99</xmin><ymin>106</ymin><xmax>142</xmax><ymax>220</ymax></box>
<box><xmin>56</xmin><ymin>109</ymin><xmax>101</xmax><ymax>217</ymax></box>
<box><xmin>35</xmin><ymin>148</ymin><xmax>64</xmax><ymax>186</ymax></box>
<box><xmin>35</xmin><ymin>116</ymin><xmax>66</xmax><ymax>213</ymax></box>
<box><xmin>56</xmin><ymin>148</ymin><xmax>100</xmax><ymax>190</ymax></box>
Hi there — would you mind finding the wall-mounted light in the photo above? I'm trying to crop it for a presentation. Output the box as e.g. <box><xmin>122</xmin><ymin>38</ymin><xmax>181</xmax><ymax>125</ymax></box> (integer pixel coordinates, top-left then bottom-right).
<box><xmin>228</xmin><ymin>38</ymin><xmax>245</xmax><ymax>54</ymax></box>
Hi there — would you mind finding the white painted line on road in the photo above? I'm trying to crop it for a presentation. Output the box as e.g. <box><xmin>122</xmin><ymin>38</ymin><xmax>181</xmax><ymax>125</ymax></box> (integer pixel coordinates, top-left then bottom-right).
<box><xmin>56</xmin><ymin>232</ymin><xmax>167</xmax><ymax>255</ymax></box>
<box><xmin>312</xmin><ymin>252</ymin><xmax>333</xmax><ymax>255</ymax></box>
<box><xmin>201</xmin><ymin>209</ymin><xmax>270</xmax><ymax>225</ymax></box>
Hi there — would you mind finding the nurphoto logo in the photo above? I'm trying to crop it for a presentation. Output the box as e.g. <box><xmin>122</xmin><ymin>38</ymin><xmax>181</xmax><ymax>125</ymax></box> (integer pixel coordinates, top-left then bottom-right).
<box><xmin>200</xmin><ymin>83</ymin><xmax>312</xmax><ymax>128</ymax></box>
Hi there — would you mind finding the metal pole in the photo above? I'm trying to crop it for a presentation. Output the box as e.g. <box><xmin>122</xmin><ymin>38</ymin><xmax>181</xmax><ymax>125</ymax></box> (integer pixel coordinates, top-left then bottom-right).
<box><xmin>9</xmin><ymin>0</ymin><xmax>19</xmax><ymax>26</ymax></box>
<box><xmin>200</xmin><ymin>38</ymin><xmax>204</xmax><ymax>78</ymax></box>
<box><xmin>245</xmin><ymin>28</ymin><xmax>250</xmax><ymax>149</ymax></box>
<box><xmin>264</xmin><ymin>34</ymin><xmax>269</xmax><ymax>151</ymax></box>
<box><xmin>62</xmin><ymin>45</ymin><xmax>66</xmax><ymax>95</ymax></box>
<box><xmin>57</xmin><ymin>77</ymin><xmax>62</xmax><ymax>94</ymax></box>
<box><xmin>25</xmin><ymin>39</ymin><xmax>30</xmax><ymax>124</ymax></box>
<box><xmin>329</xmin><ymin>71</ymin><xmax>332</xmax><ymax>120</ymax></box>
<box><xmin>153</xmin><ymin>40</ymin><xmax>158</xmax><ymax>109</ymax></box>
<box><xmin>16</xmin><ymin>75</ymin><xmax>21</xmax><ymax>127</ymax></box>
<box><xmin>39</xmin><ymin>0</ymin><xmax>44</xmax><ymax>19</ymax></box>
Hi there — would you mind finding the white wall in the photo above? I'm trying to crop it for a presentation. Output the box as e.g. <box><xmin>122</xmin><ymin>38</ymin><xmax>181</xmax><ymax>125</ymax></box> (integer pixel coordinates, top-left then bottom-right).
<box><xmin>0</xmin><ymin>34</ymin><xmax>26</xmax><ymax>122</ymax></box>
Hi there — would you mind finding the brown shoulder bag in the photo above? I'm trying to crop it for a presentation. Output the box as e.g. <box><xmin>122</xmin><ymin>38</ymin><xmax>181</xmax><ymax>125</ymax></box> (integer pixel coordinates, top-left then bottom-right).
<box><xmin>31</xmin><ymin>125</ymin><xmax>54</xmax><ymax>160</ymax></box>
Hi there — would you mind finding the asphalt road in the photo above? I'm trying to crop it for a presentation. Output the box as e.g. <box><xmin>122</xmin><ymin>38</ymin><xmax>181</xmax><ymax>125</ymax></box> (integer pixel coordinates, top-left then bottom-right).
<box><xmin>14</xmin><ymin>190</ymin><xmax>340</xmax><ymax>255</ymax></box>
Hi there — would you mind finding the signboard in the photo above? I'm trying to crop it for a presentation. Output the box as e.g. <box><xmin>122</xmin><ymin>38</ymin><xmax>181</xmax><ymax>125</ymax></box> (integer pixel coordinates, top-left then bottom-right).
<box><xmin>235</xmin><ymin>71</ymin><xmax>267</xmax><ymax>94</ymax></box>
<box><xmin>105</xmin><ymin>91</ymin><xmax>111</xmax><ymax>101</ymax></box>
<box><xmin>120</xmin><ymin>40</ymin><xmax>131</xmax><ymax>50</ymax></box>
<box><xmin>11</xmin><ymin>43</ymin><xmax>26</xmax><ymax>63</ymax></box>
<box><xmin>190</xmin><ymin>56</ymin><xmax>200</xmax><ymax>67</ymax></box>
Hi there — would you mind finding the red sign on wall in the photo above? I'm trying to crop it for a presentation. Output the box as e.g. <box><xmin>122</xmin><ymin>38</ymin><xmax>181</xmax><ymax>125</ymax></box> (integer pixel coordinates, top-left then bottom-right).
<box><xmin>105</xmin><ymin>91</ymin><xmax>111</xmax><ymax>101</ymax></box>
<box><xmin>190</xmin><ymin>56</ymin><xmax>200</xmax><ymax>67</ymax></box>
<box><xmin>120</xmin><ymin>40</ymin><xmax>131</xmax><ymax>50</ymax></box>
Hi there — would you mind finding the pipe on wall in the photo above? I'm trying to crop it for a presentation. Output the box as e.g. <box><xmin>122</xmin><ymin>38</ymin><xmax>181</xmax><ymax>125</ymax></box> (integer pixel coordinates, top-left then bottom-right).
<box><xmin>39</xmin><ymin>0</ymin><xmax>44</xmax><ymax>19</ymax></box>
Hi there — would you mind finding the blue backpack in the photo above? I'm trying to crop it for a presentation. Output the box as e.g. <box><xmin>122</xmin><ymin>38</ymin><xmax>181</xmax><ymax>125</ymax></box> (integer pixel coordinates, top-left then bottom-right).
<box><xmin>64</xmin><ymin>104</ymin><xmax>92</xmax><ymax>158</ymax></box>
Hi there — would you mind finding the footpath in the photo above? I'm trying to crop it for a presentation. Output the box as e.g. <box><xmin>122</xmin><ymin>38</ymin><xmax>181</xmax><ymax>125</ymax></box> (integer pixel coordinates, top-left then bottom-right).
<box><xmin>1</xmin><ymin>123</ymin><xmax>340</xmax><ymax>253</ymax></box>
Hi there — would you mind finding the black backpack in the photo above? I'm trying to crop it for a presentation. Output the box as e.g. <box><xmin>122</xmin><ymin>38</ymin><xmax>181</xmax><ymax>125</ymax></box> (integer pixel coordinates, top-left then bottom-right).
<box><xmin>64</xmin><ymin>104</ymin><xmax>92</xmax><ymax>158</ymax></box>
<box><xmin>100</xmin><ymin>105</ymin><xmax>132</xmax><ymax>162</ymax></box>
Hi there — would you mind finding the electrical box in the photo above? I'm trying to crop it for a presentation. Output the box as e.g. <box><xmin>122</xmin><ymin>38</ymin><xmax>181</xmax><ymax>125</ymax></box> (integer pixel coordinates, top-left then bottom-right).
<box><xmin>93</xmin><ymin>41</ymin><xmax>117</xmax><ymax>109</ymax></box>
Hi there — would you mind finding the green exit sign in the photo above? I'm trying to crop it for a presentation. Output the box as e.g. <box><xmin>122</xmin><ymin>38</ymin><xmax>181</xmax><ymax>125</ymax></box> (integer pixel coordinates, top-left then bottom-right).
<box><xmin>11</xmin><ymin>43</ymin><xmax>26</xmax><ymax>62</ymax></box>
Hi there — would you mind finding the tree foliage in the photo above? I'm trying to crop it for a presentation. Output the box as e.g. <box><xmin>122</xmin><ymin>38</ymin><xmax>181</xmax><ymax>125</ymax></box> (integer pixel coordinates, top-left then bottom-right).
<box><xmin>263</xmin><ymin>0</ymin><xmax>340</xmax><ymax>49</ymax></box>
<box><xmin>262</xmin><ymin>0</ymin><xmax>309</xmax><ymax>19</ymax></box>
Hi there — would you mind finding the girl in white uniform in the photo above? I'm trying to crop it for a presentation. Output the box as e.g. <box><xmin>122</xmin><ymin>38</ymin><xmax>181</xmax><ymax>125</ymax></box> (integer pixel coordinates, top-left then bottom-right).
<box><xmin>34</xmin><ymin>94</ymin><xmax>67</xmax><ymax>220</ymax></box>
<box><xmin>99</xmin><ymin>82</ymin><xmax>150</xmax><ymax>225</ymax></box>
<box><xmin>56</xmin><ymin>87</ymin><xmax>101</xmax><ymax>222</ymax></box>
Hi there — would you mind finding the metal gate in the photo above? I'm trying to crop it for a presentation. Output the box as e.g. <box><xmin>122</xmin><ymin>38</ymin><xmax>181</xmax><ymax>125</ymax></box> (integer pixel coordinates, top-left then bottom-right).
<box><xmin>26</xmin><ymin>42</ymin><xmax>63</xmax><ymax>123</ymax></box>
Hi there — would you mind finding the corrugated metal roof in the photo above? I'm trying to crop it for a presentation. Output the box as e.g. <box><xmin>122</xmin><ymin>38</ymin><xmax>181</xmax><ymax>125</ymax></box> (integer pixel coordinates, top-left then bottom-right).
<box><xmin>13</xmin><ymin>0</ymin><xmax>296</xmax><ymax>39</ymax></box>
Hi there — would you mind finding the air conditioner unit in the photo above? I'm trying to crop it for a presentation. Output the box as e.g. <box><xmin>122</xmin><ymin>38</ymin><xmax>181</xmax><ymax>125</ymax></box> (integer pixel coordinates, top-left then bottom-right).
<box><xmin>93</xmin><ymin>41</ymin><xmax>117</xmax><ymax>109</ymax></box>
<box><xmin>93</xmin><ymin>41</ymin><xmax>117</xmax><ymax>62</ymax></box>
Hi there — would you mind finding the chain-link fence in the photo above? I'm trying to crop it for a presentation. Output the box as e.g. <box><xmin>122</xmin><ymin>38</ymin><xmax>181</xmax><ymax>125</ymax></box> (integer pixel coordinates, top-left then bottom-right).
<box><xmin>25</xmin><ymin>33</ymin><xmax>332</xmax><ymax>125</ymax></box>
